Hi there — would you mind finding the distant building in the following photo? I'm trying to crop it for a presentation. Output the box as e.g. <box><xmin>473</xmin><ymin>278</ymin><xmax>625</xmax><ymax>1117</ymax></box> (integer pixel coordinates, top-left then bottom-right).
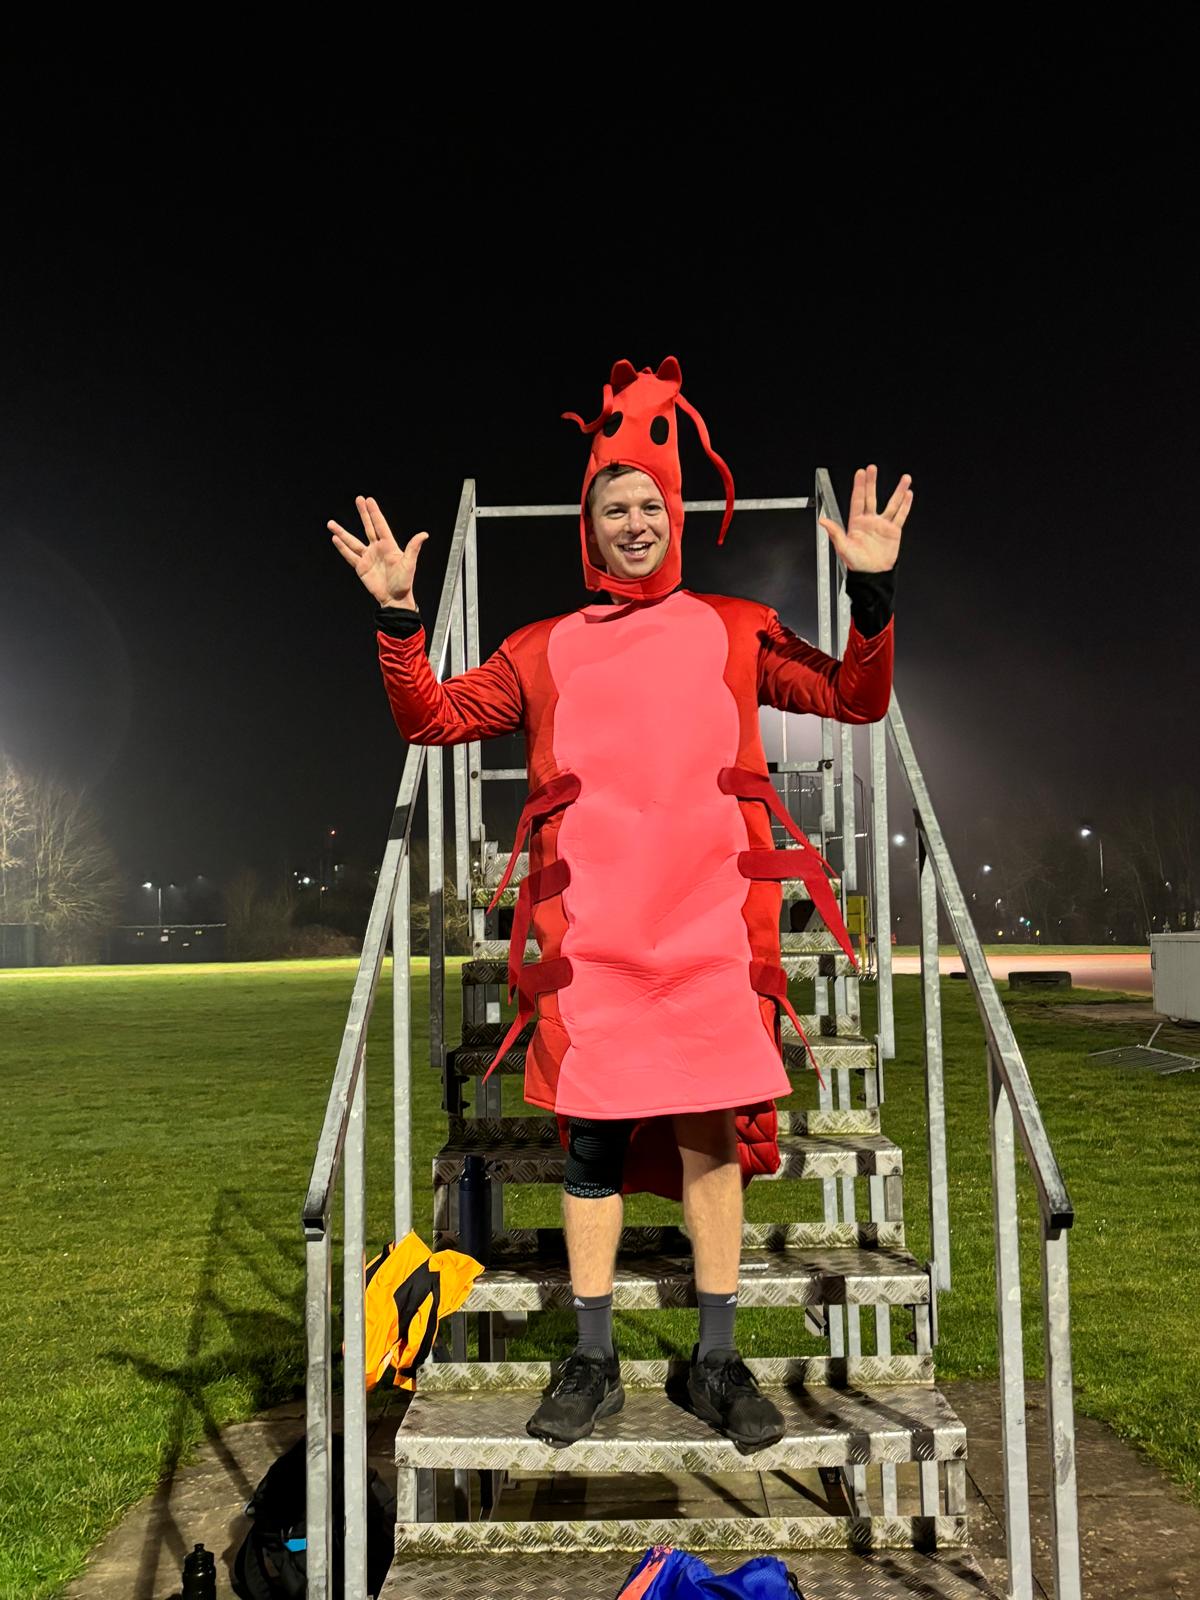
<box><xmin>103</xmin><ymin>923</ymin><xmax>227</xmax><ymax>963</ymax></box>
<box><xmin>0</xmin><ymin>924</ymin><xmax>39</xmax><ymax>967</ymax></box>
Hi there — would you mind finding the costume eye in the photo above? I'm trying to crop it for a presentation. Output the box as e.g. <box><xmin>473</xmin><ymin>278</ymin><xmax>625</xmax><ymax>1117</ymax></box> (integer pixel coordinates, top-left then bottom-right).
<box><xmin>603</xmin><ymin>412</ymin><xmax>624</xmax><ymax>438</ymax></box>
<box><xmin>650</xmin><ymin>415</ymin><xmax>669</xmax><ymax>446</ymax></box>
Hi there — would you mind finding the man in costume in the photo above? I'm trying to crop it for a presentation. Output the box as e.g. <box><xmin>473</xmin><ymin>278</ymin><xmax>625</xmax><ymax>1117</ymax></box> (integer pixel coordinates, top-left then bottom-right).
<box><xmin>329</xmin><ymin>357</ymin><xmax>910</xmax><ymax>1453</ymax></box>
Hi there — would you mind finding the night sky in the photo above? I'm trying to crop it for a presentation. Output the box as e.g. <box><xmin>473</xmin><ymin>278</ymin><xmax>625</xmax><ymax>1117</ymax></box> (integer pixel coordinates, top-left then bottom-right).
<box><xmin>3</xmin><ymin>112</ymin><xmax>1193</xmax><ymax>914</ymax></box>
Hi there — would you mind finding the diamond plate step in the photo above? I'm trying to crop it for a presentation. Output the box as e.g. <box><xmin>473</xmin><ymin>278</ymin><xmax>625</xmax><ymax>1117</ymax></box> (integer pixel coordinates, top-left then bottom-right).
<box><xmin>786</xmin><ymin>1012</ymin><xmax>860</xmax><ymax>1037</ymax></box>
<box><xmin>432</xmin><ymin>1131</ymin><xmax>902</xmax><ymax>1187</ymax></box>
<box><xmin>477</xmin><ymin>853</ymin><xmax>841</xmax><ymax>908</ymax></box>
<box><xmin>785</xmin><ymin>951</ymin><xmax>858</xmax><ymax>978</ymax></box>
<box><xmin>478</xmin><ymin>879</ymin><xmax>844</xmax><ymax>909</ymax></box>
<box><xmin>433</xmin><ymin>1219</ymin><xmax>908</xmax><ymax>1257</ymax></box>
<box><xmin>467</xmin><ymin>942</ymin><xmax>541</xmax><ymax>964</ymax></box>
<box><xmin>446</xmin><ymin>1109</ymin><xmax>881</xmax><ymax>1145</ymax></box>
<box><xmin>447</xmin><ymin>1025</ymin><xmax>879</xmax><ymax>1075</ymax></box>
<box><xmin>393</xmin><ymin>1513</ymin><xmax>968</xmax><ymax>1557</ymax></box>
<box><xmin>781</xmin><ymin>930</ymin><xmax>856</xmax><ymax>954</ymax></box>
<box><xmin>482</xmin><ymin>849</ymin><xmax>530</xmax><ymax>887</ymax></box>
<box><xmin>382</xmin><ymin>1548</ymin><xmax>996</xmax><ymax>1599</ymax></box>
<box><xmin>464</xmin><ymin>950</ymin><xmax>860</xmax><ymax>979</ymax></box>
<box><xmin>412</xmin><ymin>1353</ymin><xmax>935</xmax><ymax>1393</ymax></box>
<box><xmin>457</xmin><ymin>1241</ymin><xmax>927</xmax><ymax>1313</ymax></box>
<box><xmin>394</xmin><ymin>1383</ymin><xmax>965</xmax><ymax>1473</ymax></box>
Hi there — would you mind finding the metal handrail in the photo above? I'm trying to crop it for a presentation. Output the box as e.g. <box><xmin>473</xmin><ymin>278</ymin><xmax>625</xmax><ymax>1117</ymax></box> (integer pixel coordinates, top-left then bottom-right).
<box><xmin>299</xmin><ymin>481</ymin><xmax>476</xmax><ymax>1599</ymax></box>
<box><xmin>302</xmin><ymin>479</ymin><xmax>476</xmax><ymax>1233</ymax></box>
<box><xmin>879</xmin><ymin>689</ymin><xmax>1080</xmax><ymax>1600</ymax></box>
<box><xmin>886</xmin><ymin>694</ymin><xmax>1075</xmax><ymax>1231</ymax></box>
<box><xmin>813</xmin><ymin>452</ymin><xmax>1081</xmax><ymax>1598</ymax></box>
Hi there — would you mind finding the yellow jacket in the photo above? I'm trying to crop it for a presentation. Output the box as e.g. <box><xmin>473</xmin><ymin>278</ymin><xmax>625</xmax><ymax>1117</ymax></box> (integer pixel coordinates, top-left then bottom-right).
<box><xmin>362</xmin><ymin>1231</ymin><xmax>484</xmax><ymax>1393</ymax></box>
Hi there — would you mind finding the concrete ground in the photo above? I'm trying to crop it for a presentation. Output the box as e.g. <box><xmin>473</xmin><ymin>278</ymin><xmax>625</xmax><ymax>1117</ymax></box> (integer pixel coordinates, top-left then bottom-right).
<box><xmin>63</xmin><ymin>1380</ymin><xmax>1199</xmax><ymax>1599</ymax></box>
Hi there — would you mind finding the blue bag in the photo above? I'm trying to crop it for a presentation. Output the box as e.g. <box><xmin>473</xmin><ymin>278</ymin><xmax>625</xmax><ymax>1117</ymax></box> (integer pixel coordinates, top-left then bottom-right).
<box><xmin>617</xmin><ymin>1544</ymin><xmax>804</xmax><ymax>1599</ymax></box>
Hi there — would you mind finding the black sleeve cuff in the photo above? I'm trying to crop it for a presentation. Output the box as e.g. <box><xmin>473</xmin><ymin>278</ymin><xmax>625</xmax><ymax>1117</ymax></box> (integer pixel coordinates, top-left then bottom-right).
<box><xmin>375</xmin><ymin>603</ymin><xmax>425</xmax><ymax>640</ymax></box>
<box><xmin>845</xmin><ymin>565</ymin><xmax>897</xmax><ymax>639</ymax></box>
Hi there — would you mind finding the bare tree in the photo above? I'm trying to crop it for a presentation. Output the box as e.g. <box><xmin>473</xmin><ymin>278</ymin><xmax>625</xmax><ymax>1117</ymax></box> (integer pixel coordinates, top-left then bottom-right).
<box><xmin>1109</xmin><ymin>783</ymin><xmax>1200</xmax><ymax>938</ymax></box>
<box><xmin>222</xmin><ymin>866</ymin><xmax>299</xmax><ymax>960</ymax></box>
<box><xmin>0</xmin><ymin>750</ymin><xmax>124</xmax><ymax>963</ymax></box>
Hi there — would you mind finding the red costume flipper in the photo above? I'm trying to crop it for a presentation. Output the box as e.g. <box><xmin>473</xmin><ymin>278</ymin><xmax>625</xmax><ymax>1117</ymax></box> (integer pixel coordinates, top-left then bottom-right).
<box><xmin>719</xmin><ymin>765</ymin><xmax>860</xmax><ymax>970</ymax></box>
<box><xmin>506</xmin><ymin>858</ymin><xmax>570</xmax><ymax>1004</ymax></box>
<box><xmin>750</xmin><ymin>960</ymin><xmax>826</xmax><ymax>1088</ymax></box>
<box><xmin>484</xmin><ymin>771</ymin><xmax>581</xmax><ymax>916</ymax></box>
<box><xmin>481</xmin><ymin>957</ymin><xmax>574</xmax><ymax>1085</ymax></box>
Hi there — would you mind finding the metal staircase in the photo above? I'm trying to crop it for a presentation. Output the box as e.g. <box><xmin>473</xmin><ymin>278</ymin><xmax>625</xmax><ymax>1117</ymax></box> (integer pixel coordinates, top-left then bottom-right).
<box><xmin>301</xmin><ymin>478</ymin><xmax>1083</xmax><ymax>1599</ymax></box>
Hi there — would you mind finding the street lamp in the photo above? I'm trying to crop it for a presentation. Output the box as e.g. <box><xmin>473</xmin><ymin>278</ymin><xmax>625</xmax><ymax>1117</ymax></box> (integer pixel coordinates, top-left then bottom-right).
<box><xmin>1079</xmin><ymin>826</ymin><xmax>1106</xmax><ymax>893</ymax></box>
<box><xmin>142</xmin><ymin>880</ymin><xmax>163</xmax><ymax>927</ymax></box>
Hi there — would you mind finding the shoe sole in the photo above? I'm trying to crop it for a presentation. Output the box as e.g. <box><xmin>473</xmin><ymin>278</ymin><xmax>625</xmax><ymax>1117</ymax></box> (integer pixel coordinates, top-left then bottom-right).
<box><xmin>526</xmin><ymin>1383</ymin><xmax>626</xmax><ymax>1449</ymax></box>
<box><xmin>686</xmin><ymin>1386</ymin><xmax>786</xmax><ymax>1454</ymax></box>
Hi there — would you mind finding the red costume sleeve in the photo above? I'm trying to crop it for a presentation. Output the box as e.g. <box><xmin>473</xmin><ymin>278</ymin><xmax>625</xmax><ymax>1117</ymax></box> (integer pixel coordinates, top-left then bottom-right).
<box><xmin>377</xmin><ymin>624</ymin><xmax>525</xmax><ymax>745</ymax></box>
<box><xmin>756</xmin><ymin>608</ymin><xmax>893</xmax><ymax>723</ymax></box>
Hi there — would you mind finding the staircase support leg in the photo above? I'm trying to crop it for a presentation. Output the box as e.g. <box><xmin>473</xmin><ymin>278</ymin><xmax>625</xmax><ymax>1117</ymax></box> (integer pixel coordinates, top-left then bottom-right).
<box><xmin>304</xmin><ymin>1230</ymin><xmax>333</xmax><ymax>1600</ymax></box>
<box><xmin>913</xmin><ymin>1303</ymin><xmax>940</xmax><ymax>1517</ymax></box>
<box><xmin>393</xmin><ymin>866</ymin><xmax>414</xmax><ymax>1242</ymax></box>
<box><xmin>817</xmin><ymin>1059</ymin><xmax>845</xmax><ymax>1356</ymax></box>
<box><xmin>837</xmin><ymin>1067</ymin><xmax>863</xmax><ymax>1360</ymax></box>
<box><xmin>864</xmin><ymin>1074</ymin><xmax>898</xmax><ymax>1515</ymax></box>
<box><xmin>918</xmin><ymin>833</ymin><xmax>951</xmax><ymax>1292</ymax></box>
<box><xmin>989</xmin><ymin>1050</ymin><xmax>1034</xmax><ymax>1600</ymax></box>
<box><xmin>343</xmin><ymin>1064</ymin><xmax>368</xmax><ymax>1600</ymax></box>
<box><xmin>870</xmin><ymin>716</ymin><xmax>896</xmax><ymax>1066</ymax></box>
<box><xmin>396</xmin><ymin>1465</ymin><xmax>437</xmax><ymax>1527</ymax></box>
<box><xmin>1041</xmin><ymin>1225</ymin><xmax>1083</xmax><ymax>1600</ymax></box>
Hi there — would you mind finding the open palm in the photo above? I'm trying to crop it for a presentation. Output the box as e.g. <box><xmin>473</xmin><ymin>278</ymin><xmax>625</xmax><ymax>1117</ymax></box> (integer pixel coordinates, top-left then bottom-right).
<box><xmin>329</xmin><ymin>495</ymin><xmax>428</xmax><ymax>607</ymax></box>
<box><xmin>819</xmin><ymin>465</ymin><xmax>912</xmax><ymax>573</ymax></box>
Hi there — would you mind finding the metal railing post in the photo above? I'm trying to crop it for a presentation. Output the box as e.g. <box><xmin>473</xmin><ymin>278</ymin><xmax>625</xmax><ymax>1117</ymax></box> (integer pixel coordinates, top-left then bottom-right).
<box><xmin>451</xmin><ymin>578</ymin><xmax>470</xmax><ymax>904</ymax></box>
<box><xmin>1041</xmin><ymin>1226</ymin><xmax>1082</xmax><ymax>1600</ymax></box>
<box><xmin>988</xmin><ymin>1048</ymin><xmax>1033</xmax><ymax>1600</ymax></box>
<box><xmin>465</xmin><ymin>501</ymin><xmax>484</xmax><ymax>863</ymax></box>
<box><xmin>304</xmin><ymin>1230</ymin><xmax>333</xmax><ymax>1600</ymax></box>
<box><xmin>870</xmin><ymin>714</ymin><xmax>896</xmax><ymax>1062</ymax></box>
<box><xmin>343</xmin><ymin>1060</ymin><xmax>368</xmax><ymax>1600</ymax></box>
<box><xmin>918</xmin><ymin>828</ymin><xmax>951</xmax><ymax>1293</ymax></box>
<box><xmin>394</xmin><ymin>851</ymin><xmax>413</xmax><ymax>1241</ymax></box>
<box><xmin>428</xmin><ymin>743</ymin><xmax>446</xmax><ymax>1089</ymax></box>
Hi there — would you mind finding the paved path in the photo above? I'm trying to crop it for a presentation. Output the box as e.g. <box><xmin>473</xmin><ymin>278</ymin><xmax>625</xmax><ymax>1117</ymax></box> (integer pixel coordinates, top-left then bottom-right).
<box><xmin>63</xmin><ymin>1381</ymin><xmax>1199</xmax><ymax>1598</ymax></box>
<box><xmin>891</xmin><ymin>950</ymin><xmax>1152</xmax><ymax>994</ymax></box>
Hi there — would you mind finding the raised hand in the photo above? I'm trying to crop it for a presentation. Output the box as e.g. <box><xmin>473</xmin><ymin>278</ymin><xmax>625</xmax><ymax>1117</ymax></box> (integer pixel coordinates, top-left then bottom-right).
<box><xmin>329</xmin><ymin>495</ymin><xmax>429</xmax><ymax>609</ymax></box>
<box><xmin>818</xmin><ymin>465</ymin><xmax>912</xmax><ymax>573</ymax></box>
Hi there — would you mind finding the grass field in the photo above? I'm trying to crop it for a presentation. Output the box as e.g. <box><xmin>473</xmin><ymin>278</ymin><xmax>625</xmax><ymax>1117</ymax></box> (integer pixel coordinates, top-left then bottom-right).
<box><xmin>0</xmin><ymin>957</ymin><xmax>1196</xmax><ymax>1598</ymax></box>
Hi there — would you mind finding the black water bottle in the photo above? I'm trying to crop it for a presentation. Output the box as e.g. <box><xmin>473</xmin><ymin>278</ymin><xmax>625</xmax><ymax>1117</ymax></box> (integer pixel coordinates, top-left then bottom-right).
<box><xmin>181</xmin><ymin>1541</ymin><xmax>217</xmax><ymax>1599</ymax></box>
<box><xmin>459</xmin><ymin>1152</ymin><xmax>491</xmax><ymax>1267</ymax></box>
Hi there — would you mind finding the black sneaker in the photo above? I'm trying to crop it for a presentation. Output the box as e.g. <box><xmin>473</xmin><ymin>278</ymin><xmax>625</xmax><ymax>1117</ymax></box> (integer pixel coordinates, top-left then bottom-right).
<box><xmin>686</xmin><ymin>1343</ymin><xmax>786</xmax><ymax>1453</ymax></box>
<box><xmin>526</xmin><ymin>1345</ymin><xmax>624</xmax><ymax>1448</ymax></box>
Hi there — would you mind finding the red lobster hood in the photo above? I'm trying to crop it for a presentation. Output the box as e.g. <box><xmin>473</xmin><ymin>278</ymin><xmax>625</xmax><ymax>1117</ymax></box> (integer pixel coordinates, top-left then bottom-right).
<box><xmin>563</xmin><ymin>356</ymin><xmax>736</xmax><ymax>602</ymax></box>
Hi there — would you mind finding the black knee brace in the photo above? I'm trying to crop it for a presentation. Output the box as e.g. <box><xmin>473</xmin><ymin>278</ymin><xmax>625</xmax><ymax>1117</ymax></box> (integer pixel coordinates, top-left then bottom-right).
<box><xmin>563</xmin><ymin>1116</ymin><xmax>634</xmax><ymax>1198</ymax></box>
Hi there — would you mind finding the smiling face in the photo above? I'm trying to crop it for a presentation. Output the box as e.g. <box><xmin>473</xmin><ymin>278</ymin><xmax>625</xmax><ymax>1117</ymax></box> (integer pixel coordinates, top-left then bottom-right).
<box><xmin>585</xmin><ymin>468</ymin><xmax>672</xmax><ymax>583</ymax></box>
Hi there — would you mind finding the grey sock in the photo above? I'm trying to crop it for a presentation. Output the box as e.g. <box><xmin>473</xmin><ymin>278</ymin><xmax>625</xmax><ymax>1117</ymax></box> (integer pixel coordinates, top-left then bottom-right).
<box><xmin>572</xmin><ymin>1291</ymin><xmax>614</xmax><ymax>1356</ymax></box>
<box><xmin>697</xmin><ymin>1288</ymin><xmax>739</xmax><ymax>1358</ymax></box>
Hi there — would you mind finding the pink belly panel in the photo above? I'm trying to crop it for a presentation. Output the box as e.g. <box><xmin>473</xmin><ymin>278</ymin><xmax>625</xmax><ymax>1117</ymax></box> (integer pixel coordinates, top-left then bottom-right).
<box><xmin>545</xmin><ymin>593</ymin><xmax>791</xmax><ymax>1119</ymax></box>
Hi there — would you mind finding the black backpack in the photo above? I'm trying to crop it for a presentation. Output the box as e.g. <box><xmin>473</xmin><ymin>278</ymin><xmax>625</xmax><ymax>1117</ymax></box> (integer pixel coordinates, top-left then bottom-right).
<box><xmin>231</xmin><ymin>1433</ymin><xmax>396</xmax><ymax>1599</ymax></box>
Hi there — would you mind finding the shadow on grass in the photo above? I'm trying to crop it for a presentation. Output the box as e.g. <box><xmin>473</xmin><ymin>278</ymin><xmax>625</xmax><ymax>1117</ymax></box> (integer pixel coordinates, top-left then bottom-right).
<box><xmin>103</xmin><ymin>1188</ymin><xmax>305</xmax><ymax>1598</ymax></box>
